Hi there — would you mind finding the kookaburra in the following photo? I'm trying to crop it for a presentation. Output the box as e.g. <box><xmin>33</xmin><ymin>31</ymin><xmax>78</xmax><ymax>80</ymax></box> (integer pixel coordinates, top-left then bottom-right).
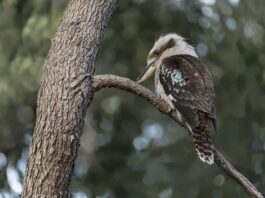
<box><xmin>137</xmin><ymin>33</ymin><xmax>216</xmax><ymax>165</ymax></box>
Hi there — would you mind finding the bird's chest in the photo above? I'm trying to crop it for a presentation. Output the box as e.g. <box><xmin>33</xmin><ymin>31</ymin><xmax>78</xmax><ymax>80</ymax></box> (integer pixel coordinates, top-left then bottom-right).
<box><xmin>154</xmin><ymin>67</ymin><xmax>174</xmax><ymax>108</ymax></box>
<box><xmin>155</xmin><ymin>68</ymin><xmax>163</xmax><ymax>94</ymax></box>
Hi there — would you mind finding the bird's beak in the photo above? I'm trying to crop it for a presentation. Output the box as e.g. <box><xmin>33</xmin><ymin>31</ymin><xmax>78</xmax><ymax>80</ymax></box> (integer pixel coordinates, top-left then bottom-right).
<box><xmin>136</xmin><ymin>60</ymin><xmax>156</xmax><ymax>83</ymax></box>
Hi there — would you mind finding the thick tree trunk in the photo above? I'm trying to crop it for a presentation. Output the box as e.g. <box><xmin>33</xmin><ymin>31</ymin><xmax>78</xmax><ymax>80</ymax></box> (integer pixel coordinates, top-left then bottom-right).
<box><xmin>22</xmin><ymin>0</ymin><xmax>116</xmax><ymax>197</ymax></box>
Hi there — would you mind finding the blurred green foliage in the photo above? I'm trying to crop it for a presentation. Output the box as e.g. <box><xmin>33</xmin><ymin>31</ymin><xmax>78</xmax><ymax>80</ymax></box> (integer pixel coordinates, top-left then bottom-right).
<box><xmin>0</xmin><ymin>0</ymin><xmax>264</xmax><ymax>197</ymax></box>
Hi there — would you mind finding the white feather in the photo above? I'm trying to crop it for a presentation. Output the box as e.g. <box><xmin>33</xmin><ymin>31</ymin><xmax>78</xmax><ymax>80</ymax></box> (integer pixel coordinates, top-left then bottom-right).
<box><xmin>196</xmin><ymin>149</ymin><xmax>214</xmax><ymax>165</ymax></box>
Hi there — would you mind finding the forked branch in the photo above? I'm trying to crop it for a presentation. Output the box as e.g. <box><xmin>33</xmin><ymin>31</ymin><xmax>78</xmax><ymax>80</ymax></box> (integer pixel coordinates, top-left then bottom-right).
<box><xmin>93</xmin><ymin>74</ymin><xmax>264</xmax><ymax>198</ymax></box>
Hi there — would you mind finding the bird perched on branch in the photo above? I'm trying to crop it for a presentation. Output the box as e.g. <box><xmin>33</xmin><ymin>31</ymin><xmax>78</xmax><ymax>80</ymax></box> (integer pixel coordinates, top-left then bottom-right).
<box><xmin>136</xmin><ymin>33</ymin><xmax>216</xmax><ymax>165</ymax></box>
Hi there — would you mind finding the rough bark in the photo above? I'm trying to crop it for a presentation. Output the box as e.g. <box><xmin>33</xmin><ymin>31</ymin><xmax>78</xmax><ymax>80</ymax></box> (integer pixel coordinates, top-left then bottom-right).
<box><xmin>22</xmin><ymin>1</ymin><xmax>117</xmax><ymax>197</ymax></box>
<box><xmin>93</xmin><ymin>74</ymin><xmax>264</xmax><ymax>198</ymax></box>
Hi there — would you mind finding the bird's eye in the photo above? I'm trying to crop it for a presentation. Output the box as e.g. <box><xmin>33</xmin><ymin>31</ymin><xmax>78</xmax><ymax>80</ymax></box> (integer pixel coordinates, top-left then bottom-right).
<box><xmin>154</xmin><ymin>50</ymin><xmax>160</xmax><ymax>56</ymax></box>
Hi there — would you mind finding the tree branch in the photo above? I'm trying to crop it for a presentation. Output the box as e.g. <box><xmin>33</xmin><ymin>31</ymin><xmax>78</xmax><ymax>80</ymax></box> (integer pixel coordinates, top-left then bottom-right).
<box><xmin>92</xmin><ymin>74</ymin><xmax>264</xmax><ymax>198</ymax></box>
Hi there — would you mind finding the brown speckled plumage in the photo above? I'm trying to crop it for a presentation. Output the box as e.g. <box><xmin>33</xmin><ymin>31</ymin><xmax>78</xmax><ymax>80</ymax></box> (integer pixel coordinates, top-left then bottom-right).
<box><xmin>159</xmin><ymin>55</ymin><xmax>216</xmax><ymax>164</ymax></box>
<box><xmin>137</xmin><ymin>33</ymin><xmax>216</xmax><ymax>164</ymax></box>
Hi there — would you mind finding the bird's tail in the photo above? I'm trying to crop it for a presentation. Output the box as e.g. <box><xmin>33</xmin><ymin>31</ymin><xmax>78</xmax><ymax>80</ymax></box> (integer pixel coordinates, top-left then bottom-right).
<box><xmin>192</xmin><ymin>116</ymin><xmax>214</xmax><ymax>165</ymax></box>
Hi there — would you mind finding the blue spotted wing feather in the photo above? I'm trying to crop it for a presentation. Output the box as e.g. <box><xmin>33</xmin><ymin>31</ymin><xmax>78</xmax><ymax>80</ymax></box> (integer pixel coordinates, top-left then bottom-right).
<box><xmin>159</xmin><ymin>55</ymin><xmax>216</xmax><ymax>128</ymax></box>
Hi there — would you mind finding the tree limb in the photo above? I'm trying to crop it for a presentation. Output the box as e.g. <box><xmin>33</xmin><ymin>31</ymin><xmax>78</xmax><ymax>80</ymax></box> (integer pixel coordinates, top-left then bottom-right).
<box><xmin>93</xmin><ymin>74</ymin><xmax>264</xmax><ymax>198</ymax></box>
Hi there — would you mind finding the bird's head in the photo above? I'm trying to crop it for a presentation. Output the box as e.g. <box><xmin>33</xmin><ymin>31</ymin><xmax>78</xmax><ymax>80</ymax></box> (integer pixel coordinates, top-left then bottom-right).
<box><xmin>137</xmin><ymin>33</ymin><xmax>197</xmax><ymax>83</ymax></box>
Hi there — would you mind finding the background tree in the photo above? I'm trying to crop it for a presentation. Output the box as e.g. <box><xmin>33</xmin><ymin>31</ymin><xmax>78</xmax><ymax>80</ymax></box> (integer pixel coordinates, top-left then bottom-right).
<box><xmin>0</xmin><ymin>0</ymin><xmax>264</xmax><ymax>197</ymax></box>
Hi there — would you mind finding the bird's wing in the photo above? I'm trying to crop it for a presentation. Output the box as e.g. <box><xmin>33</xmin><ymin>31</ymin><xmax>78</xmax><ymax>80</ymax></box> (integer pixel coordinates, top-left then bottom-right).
<box><xmin>159</xmin><ymin>54</ymin><xmax>216</xmax><ymax>129</ymax></box>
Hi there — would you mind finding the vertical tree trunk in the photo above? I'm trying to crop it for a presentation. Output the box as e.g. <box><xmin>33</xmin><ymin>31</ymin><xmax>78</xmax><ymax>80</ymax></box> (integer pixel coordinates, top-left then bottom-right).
<box><xmin>22</xmin><ymin>0</ymin><xmax>117</xmax><ymax>197</ymax></box>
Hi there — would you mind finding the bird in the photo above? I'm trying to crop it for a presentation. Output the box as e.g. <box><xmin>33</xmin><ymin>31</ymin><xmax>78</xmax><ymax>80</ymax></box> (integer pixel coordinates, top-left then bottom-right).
<box><xmin>136</xmin><ymin>33</ymin><xmax>216</xmax><ymax>165</ymax></box>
